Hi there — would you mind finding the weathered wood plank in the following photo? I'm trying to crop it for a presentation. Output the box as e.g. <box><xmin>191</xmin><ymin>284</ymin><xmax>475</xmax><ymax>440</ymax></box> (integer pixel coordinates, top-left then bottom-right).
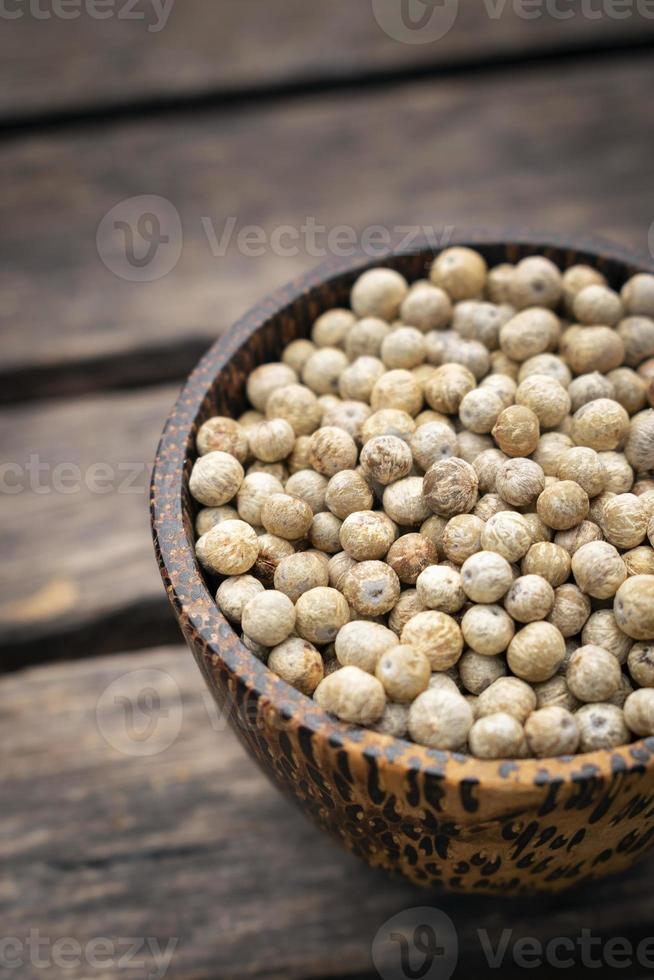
<box><xmin>2</xmin><ymin>0</ymin><xmax>653</xmax><ymax>121</ymax></box>
<box><xmin>1</xmin><ymin>55</ymin><xmax>653</xmax><ymax>402</ymax></box>
<box><xmin>0</xmin><ymin>385</ymin><xmax>182</xmax><ymax>670</ymax></box>
<box><xmin>2</xmin><ymin>646</ymin><xmax>654</xmax><ymax>980</ymax></box>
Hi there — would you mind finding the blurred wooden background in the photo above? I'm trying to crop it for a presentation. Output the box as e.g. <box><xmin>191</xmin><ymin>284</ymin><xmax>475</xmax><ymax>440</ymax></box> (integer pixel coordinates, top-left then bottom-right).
<box><xmin>2</xmin><ymin>3</ymin><xmax>654</xmax><ymax>977</ymax></box>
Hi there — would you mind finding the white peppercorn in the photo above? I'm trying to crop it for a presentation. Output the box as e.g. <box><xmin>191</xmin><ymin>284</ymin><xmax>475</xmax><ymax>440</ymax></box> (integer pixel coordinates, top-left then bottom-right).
<box><xmin>197</xmin><ymin>416</ymin><xmax>250</xmax><ymax>464</ymax></box>
<box><xmin>505</xmin><ymin>574</ymin><xmax>555</xmax><ymax>623</ymax></box>
<box><xmin>282</xmin><ymin>338</ymin><xmax>315</xmax><ymax>374</ymax></box>
<box><xmin>386</xmin><ymin>533</ymin><xmax>438</xmax><ymax>585</ymax></box>
<box><xmin>430</xmin><ymin>246</ymin><xmax>487</xmax><ymax>301</ymax></box>
<box><xmin>315</xmin><ymin>665</ymin><xmax>386</xmax><ymax>725</ymax></box>
<box><xmin>401</xmin><ymin>610</ymin><xmax>464</xmax><ymax>670</ymax></box>
<box><xmin>302</xmin><ymin>347</ymin><xmax>349</xmax><ymax>396</ymax></box>
<box><xmin>534</xmin><ymin>675</ymin><xmax>580</xmax><ymax>713</ymax></box>
<box><xmin>532</xmin><ymin>432</ymin><xmax>574</xmax><ymax>476</ymax></box>
<box><xmin>273</xmin><ymin>552</ymin><xmax>329</xmax><ymax>603</ymax></box>
<box><xmin>343</xmin><ymin>561</ymin><xmax>401</xmax><ymax>616</ymax></box>
<box><xmin>410</xmin><ymin>421</ymin><xmax>458</xmax><ymax>470</ymax></box>
<box><xmin>509</xmin><ymin>255</ymin><xmax>563</xmax><ymax>310</ymax></box>
<box><xmin>351</xmin><ymin>268</ymin><xmax>408</xmax><ymax>321</ymax></box>
<box><xmin>547</xmin><ymin>584</ymin><xmax>591</xmax><ymax>637</ymax></box>
<box><xmin>461</xmin><ymin>551</ymin><xmax>513</xmax><ymax>603</ymax></box>
<box><xmin>268</xmin><ymin>638</ymin><xmax>324</xmax><ymax>695</ymax></box>
<box><xmin>459</xmin><ymin>651</ymin><xmax>507</xmax><ymax>695</ymax></box>
<box><xmin>614</xmin><ymin>575</ymin><xmax>654</xmax><ymax>640</ymax></box>
<box><xmin>624</xmin><ymin>545</ymin><xmax>654</xmax><ymax>575</ymax></box>
<box><xmin>371</xmin><ymin>702</ymin><xmax>410</xmax><ymax>738</ymax></box>
<box><xmin>408</xmin><ymin>687</ymin><xmax>473</xmax><ymax>749</ymax></box>
<box><xmin>321</xmin><ymin>399</ymin><xmax>371</xmax><ymax>443</ymax></box>
<box><xmin>324</xmin><ymin>470</ymin><xmax>373</xmax><ymax>520</ymax></box>
<box><xmin>600</xmin><ymin>493</ymin><xmax>647</xmax><ymax>549</ymax></box>
<box><xmin>469</xmin><ymin>713</ymin><xmax>527</xmax><ymax>759</ymax></box>
<box><xmin>461</xmin><ymin>604</ymin><xmax>515</xmax><ymax>656</ymax></box>
<box><xmin>371</xmin><ymin>369</ymin><xmax>423</xmax><ymax>416</ymax></box>
<box><xmin>519</xmin><ymin>352</ymin><xmax>572</xmax><ymax>388</ymax></box>
<box><xmin>339</xmin><ymin>511</ymin><xmax>395</xmax><ymax>561</ymax></box>
<box><xmin>196</xmin><ymin>520</ymin><xmax>259</xmax><ymax>576</ymax></box>
<box><xmin>481</xmin><ymin>511</ymin><xmax>532</xmax><ymax>562</ymax></box>
<box><xmin>309</xmin><ymin>426</ymin><xmax>358</xmax><ymax>477</ymax></box>
<box><xmin>442</xmin><ymin>514</ymin><xmax>484</xmax><ymax>565</ymax></box>
<box><xmin>189</xmin><ymin>451</ymin><xmax>244</xmax><ymax>507</ymax></box>
<box><xmin>242</xmin><ymin>590</ymin><xmax>296</xmax><ymax>646</ymax></box>
<box><xmin>423</xmin><ymin>457</ymin><xmax>478</xmax><ymax>517</ymax></box>
<box><xmin>416</xmin><ymin>564</ymin><xmax>465</xmax><ymax>614</ymax></box>
<box><xmin>383</xmin><ymin>477</ymin><xmax>431</xmax><ymax>526</ymax></box>
<box><xmin>295</xmin><ymin>587</ymin><xmax>350</xmax><ymax>645</ymax></box>
<box><xmin>480</xmin><ymin>372</ymin><xmax>517</xmax><ymax>407</ymax></box>
<box><xmin>500</xmin><ymin>308</ymin><xmax>560</xmax><ymax>362</ymax></box>
<box><xmin>248</xmin><ymin>418</ymin><xmax>296</xmax><ymax>463</ymax></box>
<box><xmin>285</xmin><ymin>470</ymin><xmax>328</xmax><ymax>515</ymax></box>
<box><xmin>576</xmin><ymin>703</ymin><xmax>630</xmax><ymax>751</ymax></box>
<box><xmin>582</xmin><ymin>609</ymin><xmax>633</xmax><ymax>665</ymax></box>
<box><xmin>247</xmin><ymin>459</ymin><xmax>288</xmax><ymax>482</ymax></box>
<box><xmin>195</xmin><ymin>505</ymin><xmax>239</xmax><ymax>536</ymax></box>
<box><xmin>252</xmin><ymin>534</ymin><xmax>296</xmax><ymax>586</ymax></box>
<box><xmin>260</xmin><ymin>493</ymin><xmax>313</xmax><ymax>541</ymax></box>
<box><xmin>522</xmin><ymin>512</ymin><xmax>553</xmax><ymax>545</ymax></box>
<box><xmin>456</xmin><ymin>430</ymin><xmax>494</xmax><ymax>463</ymax></box>
<box><xmin>618</xmin><ymin>316</ymin><xmax>654</xmax><ymax>367</ymax></box>
<box><xmin>522</xmin><ymin>542</ymin><xmax>571</xmax><ymax>587</ymax></box>
<box><xmin>401</xmin><ymin>282</ymin><xmax>453</xmax><ymax>331</ymax></box>
<box><xmin>216</xmin><ymin>574</ymin><xmax>265</xmax><ymax>625</ymax></box>
<box><xmin>525</xmin><ymin>707</ymin><xmax>580</xmax><ymax>757</ymax></box>
<box><xmin>627</xmin><ymin>642</ymin><xmax>654</xmax><ymax>687</ymax></box>
<box><xmin>624</xmin><ymin>410</ymin><xmax>654</xmax><ymax>472</ymax></box>
<box><xmin>334</xmin><ymin>620</ymin><xmax>398</xmax><ymax>674</ymax></box>
<box><xmin>556</xmin><ymin>447</ymin><xmax>605</xmax><ymax>498</ymax></box>
<box><xmin>388</xmin><ymin>589</ymin><xmax>426</xmax><ymax>635</ymax></box>
<box><xmin>554</xmin><ymin>520</ymin><xmax>602</xmax><ymax>556</ymax></box>
<box><xmin>507</xmin><ymin>621</ymin><xmax>566</xmax><ymax>682</ymax></box>
<box><xmin>492</xmin><ymin>405</ymin><xmax>540</xmax><ymax>457</ymax></box>
<box><xmin>312</xmin><ymin>308</ymin><xmax>356</xmax><ymax>348</ymax></box>
<box><xmin>361</xmin><ymin>408</ymin><xmax>416</xmax><ymax>444</ymax></box>
<box><xmin>338</xmin><ymin>356</ymin><xmax>385</xmax><ymax>402</ymax></box>
<box><xmin>562</xmin><ymin>326</ymin><xmax>624</xmax><ymax>375</ymax></box>
<box><xmin>472</xmin><ymin>448</ymin><xmax>508</xmax><ymax>493</ymax></box>
<box><xmin>573</xmin><ymin>283</ymin><xmax>623</xmax><ymax>326</ymax></box>
<box><xmin>572</xmin><ymin>398</ymin><xmax>630</xmax><ymax>452</ymax></box>
<box><xmin>345</xmin><ymin>317</ymin><xmax>391</xmax><ymax>360</ymax></box>
<box><xmin>424</xmin><ymin>363</ymin><xmax>476</xmax><ymax>414</ymax></box>
<box><xmin>380</xmin><ymin>326</ymin><xmax>426</xmax><ymax>370</ymax></box>
<box><xmin>265</xmin><ymin>384</ymin><xmax>323</xmax><ymax>437</ymax></box>
<box><xmin>607</xmin><ymin>367</ymin><xmax>648</xmax><ymax>415</ymax></box>
<box><xmin>477</xmin><ymin>676</ymin><xmax>536</xmax><ymax>724</ymax></box>
<box><xmin>309</xmin><ymin>512</ymin><xmax>343</xmax><ymax>554</ymax></box>
<box><xmin>515</xmin><ymin>374</ymin><xmax>571</xmax><ymax>428</ymax></box>
<box><xmin>360</xmin><ymin>435</ymin><xmax>413</xmax><ymax>485</ymax></box>
<box><xmin>571</xmin><ymin>541</ymin><xmax>627</xmax><ymax>598</ymax></box>
<box><xmin>246</xmin><ymin>363</ymin><xmax>298</xmax><ymax>412</ymax></box>
<box><xmin>622</xmin><ymin>274</ymin><xmax>654</xmax><ymax>317</ymax></box>
<box><xmin>495</xmin><ymin>457</ymin><xmax>546</xmax><ymax>506</ymax></box>
<box><xmin>624</xmin><ymin>689</ymin><xmax>654</xmax><ymax>736</ymax></box>
<box><xmin>236</xmin><ymin>472</ymin><xmax>285</xmax><ymax>526</ymax></box>
<box><xmin>567</xmin><ymin>645</ymin><xmax>622</xmax><ymax>703</ymax></box>
<box><xmin>375</xmin><ymin>645</ymin><xmax>431</xmax><ymax>702</ymax></box>
<box><xmin>537</xmin><ymin>481</ymin><xmax>589</xmax><ymax>531</ymax></box>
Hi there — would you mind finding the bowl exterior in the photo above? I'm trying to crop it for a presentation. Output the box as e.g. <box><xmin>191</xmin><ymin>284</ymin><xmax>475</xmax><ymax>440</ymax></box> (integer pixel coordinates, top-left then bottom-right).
<box><xmin>152</xmin><ymin>233</ymin><xmax>654</xmax><ymax>894</ymax></box>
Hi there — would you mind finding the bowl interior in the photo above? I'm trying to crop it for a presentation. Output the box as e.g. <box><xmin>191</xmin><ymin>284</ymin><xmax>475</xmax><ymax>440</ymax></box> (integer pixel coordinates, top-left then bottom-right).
<box><xmin>153</xmin><ymin>233</ymin><xmax>654</xmax><ymax>785</ymax></box>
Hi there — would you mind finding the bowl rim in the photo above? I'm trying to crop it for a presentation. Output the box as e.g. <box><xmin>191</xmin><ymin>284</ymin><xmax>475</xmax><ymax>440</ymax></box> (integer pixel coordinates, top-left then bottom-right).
<box><xmin>151</xmin><ymin>229</ymin><xmax>654</xmax><ymax>790</ymax></box>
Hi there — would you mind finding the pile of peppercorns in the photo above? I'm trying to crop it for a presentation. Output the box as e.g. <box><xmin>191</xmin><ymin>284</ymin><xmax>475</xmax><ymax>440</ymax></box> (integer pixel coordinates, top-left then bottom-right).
<box><xmin>189</xmin><ymin>247</ymin><xmax>654</xmax><ymax>760</ymax></box>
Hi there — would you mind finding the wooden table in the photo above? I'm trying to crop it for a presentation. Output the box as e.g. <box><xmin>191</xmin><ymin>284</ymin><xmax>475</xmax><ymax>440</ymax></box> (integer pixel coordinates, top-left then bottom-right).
<box><xmin>2</xmin><ymin>5</ymin><xmax>654</xmax><ymax>977</ymax></box>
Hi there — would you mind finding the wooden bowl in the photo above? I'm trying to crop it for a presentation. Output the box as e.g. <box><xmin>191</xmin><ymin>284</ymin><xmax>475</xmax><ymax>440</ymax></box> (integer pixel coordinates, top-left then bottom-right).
<box><xmin>151</xmin><ymin>232</ymin><xmax>654</xmax><ymax>895</ymax></box>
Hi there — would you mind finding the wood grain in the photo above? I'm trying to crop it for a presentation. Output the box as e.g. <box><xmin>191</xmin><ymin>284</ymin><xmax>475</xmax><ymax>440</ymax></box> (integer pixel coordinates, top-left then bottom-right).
<box><xmin>1</xmin><ymin>54</ymin><xmax>653</xmax><ymax>402</ymax></box>
<box><xmin>2</xmin><ymin>645</ymin><xmax>654</xmax><ymax>980</ymax></box>
<box><xmin>0</xmin><ymin>385</ymin><xmax>182</xmax><ymax>670</ymax></box>
<box><xmin>2</xmin><ymin>0</ymin><xmax>654</xmax><ymax>122</ymax></box>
